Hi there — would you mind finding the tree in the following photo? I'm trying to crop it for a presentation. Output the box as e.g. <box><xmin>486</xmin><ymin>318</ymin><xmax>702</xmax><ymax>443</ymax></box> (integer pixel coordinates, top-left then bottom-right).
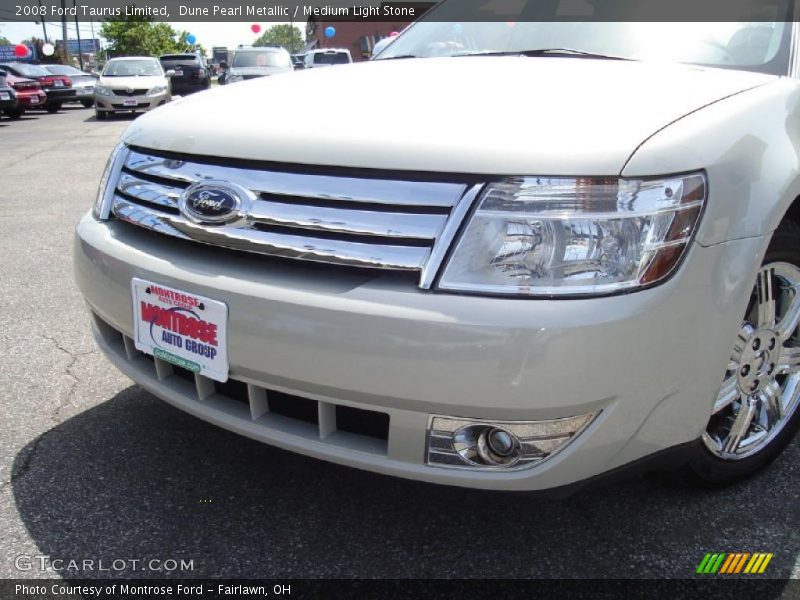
<box><xmin>0</xmin><ymin>36</ymin><xmax>10</xmax><ymax>46</ymax></box>
<box><xmin>100</xmin><ymin>16</ymin><xmax>199</xmax><ymax>58</ymax></box>
<box><xmin>254</xmin><ymin>25</ymin><xmax>304</xmax><ymax>53</ymax></box>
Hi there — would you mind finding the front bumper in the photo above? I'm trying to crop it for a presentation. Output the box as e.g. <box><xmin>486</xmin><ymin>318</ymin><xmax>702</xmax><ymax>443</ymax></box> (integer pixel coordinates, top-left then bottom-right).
<box><xmin>95</xmin><ymin>92</ymin><xmax>168</xmax><ymax>112</ymax></box>
<box><xmin>74</xmin><ymin>213</ymin><xmax>765</xmax><ymax>490</ymax></box>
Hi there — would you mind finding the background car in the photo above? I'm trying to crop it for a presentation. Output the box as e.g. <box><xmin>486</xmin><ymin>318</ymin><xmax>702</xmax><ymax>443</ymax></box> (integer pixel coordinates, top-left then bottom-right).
<box><xmin>0</xmin><ymin>68</ymin><xmax>17</xmax><ymax>117</ymax></box>
<box><xmin>94</xmin><ymin>57</ymin><xmax>172</xmax><ymax>121</ymax></box>
<box><xmin>4</xmin><ymin>72</ymin><xmax>46</xmax><ymax>118</ymax></box>
<box><xmin>159</xmin><ymin>53</ymin><xmax>210</xmax><ymax>95</ymax></box>
<box><xmin>221</xmin><ymin>46</ymin><xmax>293</xmax><ymax>84</ymax></box>
<box><xmin>42</xmin><ymin>64</ymin><xmax>96</xmax><ymax>107</ymax></box>
<box><xmin>303</xmin><ymin>49</ymin><xmax>353</xmax><ymax>69</ymax></box>
<box><xmin>0</xmin><ymin>62</ymin><xmax>74</xmax><ymax>112</ymax></box>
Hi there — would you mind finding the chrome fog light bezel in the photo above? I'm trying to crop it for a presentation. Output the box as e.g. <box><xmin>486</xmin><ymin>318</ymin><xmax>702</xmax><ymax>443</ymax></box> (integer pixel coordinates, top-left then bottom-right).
<box><xmin>426</xmin><ymin>413</ymin><xmax>597</xmax><ymax>471</ymax></box>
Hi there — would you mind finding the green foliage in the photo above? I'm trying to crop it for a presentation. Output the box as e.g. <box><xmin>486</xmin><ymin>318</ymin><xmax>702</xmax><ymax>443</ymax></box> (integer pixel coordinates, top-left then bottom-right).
<box><xmin>0</xmin><ymin>36</ymin><xmax>10</xmax><ymax>46</ymax></box>
<box><xmin>100</xmin><ymin>15</ymin><xmax>203</xmax><ymax>58</ymax></box>
<box><xmin>253</xmin><ymin>25</ymin><xmax>304</xmax><ymax>53</ymax></box>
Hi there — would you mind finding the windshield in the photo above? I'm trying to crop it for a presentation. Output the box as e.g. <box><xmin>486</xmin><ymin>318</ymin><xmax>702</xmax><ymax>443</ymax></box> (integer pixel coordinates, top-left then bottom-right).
<box><xmin>314</xmin><ymin>52</ymin><xmax>350</xmax><ymax>65</ymax></box>
<box><xmin>380</xmin><ymin>2</ymin><xmax>793</xmax><ymax>74</ymax></box>
<box><xmin>44</xmin><ymin>65</ymin><xmax>84</xmax><ymax>76</ymax></box>
<box><xmin>232</xmin><ymin>51</ymin><xmax>291</xmax><ymax>68</ymax></box>
<box><xmin>3</xmin><ymin>63</ymin><xmax>49</xmax><ymax>77</ymax></box>
<box><xmin>103</xmin><ymin>59</ymin><xmax>162</xmax><ymax>77</ymax></box>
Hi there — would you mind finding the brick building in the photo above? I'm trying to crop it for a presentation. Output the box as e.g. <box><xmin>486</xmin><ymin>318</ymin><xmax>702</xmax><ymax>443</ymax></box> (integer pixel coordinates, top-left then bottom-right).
<box><xmin>305</xmin><ymin>2</ymin><xmax>437</xmax><ymax>61</ymax></box>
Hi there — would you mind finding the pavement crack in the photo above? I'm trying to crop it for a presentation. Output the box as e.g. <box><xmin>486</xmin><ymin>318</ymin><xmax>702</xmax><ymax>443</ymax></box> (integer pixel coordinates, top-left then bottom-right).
<box><xmin>1</xmin><ymin>336</ymin><xmax>98</xmax><ymax>489</ymax></box>
<box><xmin>41</xmin><ymin>334</ymin><xmax>97</xmax><ymax>420</ymax></box>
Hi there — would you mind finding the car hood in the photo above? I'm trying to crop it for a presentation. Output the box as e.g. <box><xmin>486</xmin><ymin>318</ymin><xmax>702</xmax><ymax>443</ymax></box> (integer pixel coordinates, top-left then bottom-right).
<box><xmin>123</xmin><ymin>57</ymin><xmax>775</xmax><ymax>175</ymax></box>
<box><xmin>99</xmin><ymin>75</ymin><xmax>165</xmax><ymax>89</ymax></box>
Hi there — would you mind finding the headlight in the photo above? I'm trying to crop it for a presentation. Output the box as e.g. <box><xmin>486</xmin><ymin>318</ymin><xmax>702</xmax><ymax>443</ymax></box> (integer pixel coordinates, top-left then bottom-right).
<box><xmin>438</xmin><ymin>173</ymin><xmax>706</xmax><ymax>296</ymax></box>
<box><xmin>94</xmin><ymin>85</ymin><xmax>112</xmax><ymax>96</ymax></box>
<box><xmin>148</xmin><ymin>84</ymin><xmax>166</xmax><ymax>96</ymax></box>
<box><xmin>93</xmin><ymin>141</ymin><xmax>128</xmax><ymax>219</ymax></box>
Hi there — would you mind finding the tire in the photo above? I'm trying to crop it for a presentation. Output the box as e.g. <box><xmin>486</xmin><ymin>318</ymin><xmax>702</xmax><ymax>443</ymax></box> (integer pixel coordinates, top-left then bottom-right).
<box><xmin>81</xmin><ymin>99</ymin><xmax>94</xmax><ymax>108</ymax></box>
<box><xmin>46</xmin><ymin>102</ymin><xmax>61</xmax><ymax>113</ymax></box>
<box><xmin>680</xmin><ymin>219</ymin><xmax>800</xmax><ymax>486</ymax></box>
<box><xmin>5</xmin><ymin>108</ymin><xmax>24</xmax><ymax>119</ymax></box>
<box><xmin>95</xmin><ymin>109</ymin><xmax>107</xmax><ymax>121</ymax></box>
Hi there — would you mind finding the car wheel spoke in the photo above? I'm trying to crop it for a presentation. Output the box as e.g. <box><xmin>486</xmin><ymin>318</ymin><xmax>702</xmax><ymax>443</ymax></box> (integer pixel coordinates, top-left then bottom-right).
<box><xmin>761</xmin><ymin>381</ymin><xmax>783</xmax><ymax>427</ymax></box>
<box><xmin>777</xmin><ymin>345</ymin><xmax>800</xmax><ymax>374</ymax></box>
<box><xmin>756</xmin><ymin>267</ymin><xmax>776</xmax><ymax>329</ymax></box>
<box><xmin>723</xmin><ymin>397</ymin><xmax>756</xmax><ymax>455</ymax></box>
<box><xmin>776</xmin><ymin>282</ymin><xmax>800</xmax><ymax>342</ymax></box>
<box><xmin>713</xmin><ymin>377</ymin><xmax>740</xmax><ymax>414</ymax></box>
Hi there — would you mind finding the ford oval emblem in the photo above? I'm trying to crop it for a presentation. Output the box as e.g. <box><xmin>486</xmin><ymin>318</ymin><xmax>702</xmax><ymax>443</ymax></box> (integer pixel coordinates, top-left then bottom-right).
<box><xmin>179</xmin><ymin>182</ymin><xmax>244</xmax><ymax>225</ymax></box>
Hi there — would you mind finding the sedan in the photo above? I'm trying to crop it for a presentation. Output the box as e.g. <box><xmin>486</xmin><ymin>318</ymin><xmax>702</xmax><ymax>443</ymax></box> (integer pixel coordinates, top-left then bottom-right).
<box><xmin>0</xmin><ymin>62</ymin><xmax>75</xmax><ymax>112</ymax></box>
<box><xmin>4</xmin><ymin>73</ymin><xmax>47</xmax><ymax>118</ymax></box>
<box><xmin>0</xmin><ymin>68</ymin><xmax>17</xmax><ymax>116</ymax></box>
<box><xmin>42</xmin><ymin>64</ymin><xmax>96</xmax><ymax>107</ymax></box>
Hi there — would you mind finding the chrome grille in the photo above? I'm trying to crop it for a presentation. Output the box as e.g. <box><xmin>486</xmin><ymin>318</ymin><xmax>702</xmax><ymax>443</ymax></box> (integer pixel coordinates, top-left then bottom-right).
<box><xmin>110</xmin><ymin>148</ymin><xmax>483</xmax><ymax>286</ymax></box>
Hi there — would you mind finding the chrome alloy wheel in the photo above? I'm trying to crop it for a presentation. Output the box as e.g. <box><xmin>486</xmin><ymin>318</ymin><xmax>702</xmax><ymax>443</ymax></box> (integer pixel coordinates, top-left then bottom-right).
<box><xmin>703</xmin><ymin>263</ymin><xmax>800</xmax><ymax>460</ymax></box>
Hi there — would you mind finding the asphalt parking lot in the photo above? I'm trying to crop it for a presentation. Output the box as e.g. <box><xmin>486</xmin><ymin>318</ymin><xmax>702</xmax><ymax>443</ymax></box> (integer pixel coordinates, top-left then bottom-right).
<box><xmin>0</xmin><ymin>106</ymin><xmax>799</xmax><ymax>581</ymax></box>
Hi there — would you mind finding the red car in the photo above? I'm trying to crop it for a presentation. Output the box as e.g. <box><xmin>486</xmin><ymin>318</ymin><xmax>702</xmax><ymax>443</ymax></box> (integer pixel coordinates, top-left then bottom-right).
<box><xmin>0</xmin><ymin>62</ymin><xmax>75</xmax><ymax>112</ymax></box>
<box><xmin>4</xmin><ymin>72</ymin><xmax>47</xmax><ymax>118</ymax></box>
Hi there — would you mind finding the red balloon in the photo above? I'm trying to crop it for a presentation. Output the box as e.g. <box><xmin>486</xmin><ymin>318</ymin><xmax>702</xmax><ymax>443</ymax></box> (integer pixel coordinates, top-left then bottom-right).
<box><xmin>14</xmin><ymin>44</ymin><xmax>29</xmax><ymax>58</ymax></box>
<box><xmin>251</xmin><ymin>24</ymin><xmax>261</xmax><ymax>34</ymax></box>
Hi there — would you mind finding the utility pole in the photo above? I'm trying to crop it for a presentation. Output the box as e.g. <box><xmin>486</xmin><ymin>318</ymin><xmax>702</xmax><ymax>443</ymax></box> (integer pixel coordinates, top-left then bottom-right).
<box><xmin>60</xmin><ymin>0</ymin><xmax>70</xmax><ymax>65</ymax></box>
<box><xmin>73</xmin><ymin>0</ymin><xmax>84</xmax><ymax>70</ymax></box>
<box><xmin>36</xmin><ymin>0</ymin><xmax>49</xmax><ymax>43</ymax></box>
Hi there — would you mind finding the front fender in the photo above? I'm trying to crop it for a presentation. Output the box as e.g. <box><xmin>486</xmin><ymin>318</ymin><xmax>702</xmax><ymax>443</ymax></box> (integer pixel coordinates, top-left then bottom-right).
<box><xmin>623</xmin><ymin>78</ymin><xmax>800</xmax><ymax>246</ymax></box>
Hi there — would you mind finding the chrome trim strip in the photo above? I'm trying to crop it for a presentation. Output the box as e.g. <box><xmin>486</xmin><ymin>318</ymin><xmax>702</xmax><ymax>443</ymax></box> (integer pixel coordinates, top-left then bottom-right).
<box><xmin>117</xmin><ymin>173</ymin><xmax>181</xmax><ymax>209</ymax></box>
<box><xmin>247</xmin><ymin>201</ymin><xmax>447</xmax><ymax>241</ymax></box>
<box><xmin>125</xmin><ymin>150</ymin><xmax>465</xmax><ymax>208</ymax></box>
<box><xmin>97</xmin><ymin>144</ymin><xmax>130</xmax><ymax>221</ymax></box>
<box><xmin>112</xmin><ymin>196</ymin><xmax>429</xmax><ymax>271</ymax></box>
<box><xmin>418</xmin><ymin>184</ymin><xmax>484</xmax><ymax>289</ymax></box>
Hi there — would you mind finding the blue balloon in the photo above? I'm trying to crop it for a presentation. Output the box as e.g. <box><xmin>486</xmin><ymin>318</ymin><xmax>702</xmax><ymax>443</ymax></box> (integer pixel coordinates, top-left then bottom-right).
<box><xmin>324</xmin><ymin>26</ymin><xmax>336</xmax><ymax>39</ymax></box>
<box><xmin>187</xmin><ymin>34</ymin><xmax>197</xmax><ymax>45</ymax></box>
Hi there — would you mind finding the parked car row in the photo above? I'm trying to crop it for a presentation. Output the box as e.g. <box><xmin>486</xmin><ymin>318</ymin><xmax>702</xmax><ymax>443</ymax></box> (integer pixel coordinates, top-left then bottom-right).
<box><xmin>0</xmin><ymin>61</ymin><xmax>98</xmax><ymax>120</ymax></box>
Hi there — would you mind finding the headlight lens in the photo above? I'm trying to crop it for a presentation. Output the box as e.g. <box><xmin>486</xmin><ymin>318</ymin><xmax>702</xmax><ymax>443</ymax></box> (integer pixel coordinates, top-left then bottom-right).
<box><xmin>148</xmin><ymin>84</ymin><xmax>166</xmax><ymax>96</ymax></box>
<box><xmin>438</xmin><ymin>173</ymin><xmax>706</xmax><ymax>296</ymax></box>
<box><xmin>94</xmin><ymin>84</ymin><xmax>112</xmax><ymax>96</ymax></box>
<box><xmin>93</xmin><ymin>141</ymin><xmax>128</xmax><ymax>219</ymax></box>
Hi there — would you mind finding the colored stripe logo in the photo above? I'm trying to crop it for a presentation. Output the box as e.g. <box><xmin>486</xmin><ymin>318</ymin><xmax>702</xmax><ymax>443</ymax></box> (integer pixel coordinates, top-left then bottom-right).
<box><xmin>696</xmin><ymin>553</ymin><xmax>773</xmax><ymax>574</ymax></box>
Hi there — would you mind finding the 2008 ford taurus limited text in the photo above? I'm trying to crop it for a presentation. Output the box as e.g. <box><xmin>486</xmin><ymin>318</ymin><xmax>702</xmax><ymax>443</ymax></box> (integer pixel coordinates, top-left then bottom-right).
<box><xmin>75</xmin><ymin>7</ymin><xmax>800</xmax><ymax>490</ymax></box>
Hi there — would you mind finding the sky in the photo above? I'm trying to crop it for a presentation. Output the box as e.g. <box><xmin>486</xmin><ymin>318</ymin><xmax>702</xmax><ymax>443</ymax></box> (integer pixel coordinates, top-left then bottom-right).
<box><xmin>0</xmin><ymin>20</ymin><xmax>298</xmax><ymax>50</ymax></box>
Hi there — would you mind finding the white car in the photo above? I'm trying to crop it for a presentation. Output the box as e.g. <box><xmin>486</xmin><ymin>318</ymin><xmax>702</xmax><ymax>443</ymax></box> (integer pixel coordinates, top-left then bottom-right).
<box><xmin>76</xmin><ymin>15</ymin><xmax>800</xmax><ymax>491</ymax></box>
<box><xmin>304</xmin><ymin>49</ymin><xmax>352</xmax><ymax>68</ymax></box>
<box><xmin>94</xmin><ymin>57</ymin><xmax>172</xmax><ymax>120</ymax></box>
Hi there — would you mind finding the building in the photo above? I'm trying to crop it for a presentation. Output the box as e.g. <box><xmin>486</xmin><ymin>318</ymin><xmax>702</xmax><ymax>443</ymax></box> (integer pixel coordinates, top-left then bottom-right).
<box><xmin>305</xmin><ymin>2</ymin><xmax>437</xmax><ymax>60</ymax></box>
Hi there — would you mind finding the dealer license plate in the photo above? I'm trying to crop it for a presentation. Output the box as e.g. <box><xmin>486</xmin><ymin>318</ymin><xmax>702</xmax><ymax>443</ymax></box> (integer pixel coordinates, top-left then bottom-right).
<box><xmin>0</xmin><ymin>93</ymin><xmax>9</xmax><ymax>101</ymax></box>
<box><xmin>53</xmin><ymin>80</ymin><xmax>63</xmax><ymax>87</ymax></box>
<box><xmin>174</xmin><ymin>69</ymin><xmax>183</xmax><ymax>76</ymax></box>
<box><xmin>132</xmin><ymin>278</ymin><xmax>229</xmax><ymax>382</ymax></box>
<box><xmin>123</xmin><ymin>98</ymin><xmax>138</xmax><ymax>107</ymax></box>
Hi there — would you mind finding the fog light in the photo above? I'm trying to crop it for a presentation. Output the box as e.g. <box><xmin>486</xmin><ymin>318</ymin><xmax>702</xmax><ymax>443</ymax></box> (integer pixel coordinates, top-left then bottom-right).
<box><xmin>427</xmin><ymin>413</ymin><xmax>595</xmax><ymax>470</ymax></box>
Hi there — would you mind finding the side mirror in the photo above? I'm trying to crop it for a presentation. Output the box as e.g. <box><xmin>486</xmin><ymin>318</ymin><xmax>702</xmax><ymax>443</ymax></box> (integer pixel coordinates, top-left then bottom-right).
<box><xmin>165</xmin><ymin>69</ymin><xmax>176</xmax><ymax>77</ymax></box>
